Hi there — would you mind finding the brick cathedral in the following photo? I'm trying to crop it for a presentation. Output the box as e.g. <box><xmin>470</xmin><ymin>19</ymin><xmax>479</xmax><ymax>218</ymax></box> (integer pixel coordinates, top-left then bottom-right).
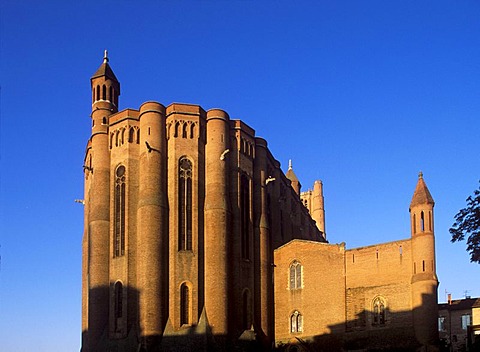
<box><xmin>81</xmin><ymin>53</ymin><xmax>439</xmax><ymax>351</ymax></box>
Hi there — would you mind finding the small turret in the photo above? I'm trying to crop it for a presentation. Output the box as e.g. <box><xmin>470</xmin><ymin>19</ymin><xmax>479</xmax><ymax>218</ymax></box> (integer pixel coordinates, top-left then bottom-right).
<box><xmin>409</xmin><ymin>172</ymin><xmax>438</xmax><ymax>347</ymax></box>
<box><xmin>91</xmin><ymin>50</ymin><xmax>120</xmax><ymax>133</ymax></box>
<box><xmin>285</xmin><ymin>160</ymin><xmax>301</xmax><ymax>195</ymax></box>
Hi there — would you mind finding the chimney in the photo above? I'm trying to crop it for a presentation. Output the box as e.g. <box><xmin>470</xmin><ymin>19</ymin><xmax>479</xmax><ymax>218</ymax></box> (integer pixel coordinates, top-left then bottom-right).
<box><xmin>448</xmin><ymin>293</ymin><xmax>452</xmax><ymax>305</ymax></box>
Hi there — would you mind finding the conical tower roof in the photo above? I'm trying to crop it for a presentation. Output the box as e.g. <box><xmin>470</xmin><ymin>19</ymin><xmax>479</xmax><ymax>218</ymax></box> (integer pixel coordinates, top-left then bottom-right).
<box><xmin>91</xmin><ymin>50</ymin><xmax>119</xmax><ymax>82</ymax></box>
<box><xmin>285</xmin><ymin>159</ymin><xmax>299</xmax><ymax>182</ymax></box>
<box><xmin>410</xmin><ymin>172</ymin><xmax>435</xmax><ymax>208</ymax></box>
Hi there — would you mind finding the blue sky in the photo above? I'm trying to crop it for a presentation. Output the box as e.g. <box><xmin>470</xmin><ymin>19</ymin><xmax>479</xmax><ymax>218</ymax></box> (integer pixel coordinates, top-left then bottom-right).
<box><xmin>1</xmin><ymin>1</ymin><xmax>479</xmax><ymax>351</ymax></box>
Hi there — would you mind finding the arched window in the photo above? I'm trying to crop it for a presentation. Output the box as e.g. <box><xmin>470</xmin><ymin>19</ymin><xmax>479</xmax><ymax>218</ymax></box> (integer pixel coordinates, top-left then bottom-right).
<box><xmin>420</xmin><ymin>211</ymin><xmax>425</xmax><ymax>232</ymax></box>
<box><xmin>242</xmin><ymin>290</ymin><xmax>251</xmax><ymax>330</ymax></box>
<box><xmin>114</xmin><ymin>281</ymin><xmax>123</xmax><ymax>331</ymax></box>
<box><xmin>178</xmin><ymin>158</ymin><xmax>192</xmax><ymax>251</ymax></box>
<box><xmin>114</xmin><ymin>165</ymin><xmax>126</xmax><ymax>257</ymax></box>
<box><xmin>182</xmin><ymin>123</ymin><xmax>188</xmax><ymax>138</ymax></box>
<box><xmin>428</xmin><ymin>211</ymin><xmax>432</xmax><ymax>231</ymax></box>
<box><xmin>96</xmin><ymin>85</ymin><xmax>100</xmax><ymax>101</ymax></box>
<box><xmin>102</xmin><ymin>117</ymin><xmax>107</xmax><ymax>125</ymax></box>
<box><xmin>102</xmin><ymin>85</ymin><xmax>106</xmax><ymax>100</ymax></box>
<box><xmin>240</xmin><ymin>175</ymin><xmax>250</xmax><ymax>260</ymax></box>
<box><xmin>190</xmin><ymin>123</ymin><xmax>195</xmax><ymax>139</ymax></box>
<box><xmin>289</xmin><ymin>261</ymin><xmax>302</xmax><ymax>290</ymax></box>
<box><xmin>413</xmin><ymin>213</ymin><xmax>417</xmax><ymax>233</ymax></box>
<box><xmin>128</xmin><ymin>127</ymin><xmax>134</xmax><ymax>143</ymax></box>
<box><xmin>174</xmin><ymin>122</ymin><xmax>180</xmax><ymax>138</ymax></box>
<box><xmin>290</xmin><ymin>311</ymin><xmax>303</xmax><ymax>333</ymax></box>
<box><xmin>372</xmin><ymin>297</ymin><xmax>386</xmax><ymax>325</ymax></box>
<box><xmin>180</xmin><ymin>283</ymin><xmax>190</xmax><ymax>326</ymax></box>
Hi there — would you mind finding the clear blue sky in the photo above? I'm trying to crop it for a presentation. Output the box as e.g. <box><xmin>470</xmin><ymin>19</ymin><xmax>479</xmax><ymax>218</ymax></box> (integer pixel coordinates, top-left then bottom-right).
<box><xmin>1</xmin><ymin>1</ymin><xmax>479</xmax><ymax>351</ymax></box>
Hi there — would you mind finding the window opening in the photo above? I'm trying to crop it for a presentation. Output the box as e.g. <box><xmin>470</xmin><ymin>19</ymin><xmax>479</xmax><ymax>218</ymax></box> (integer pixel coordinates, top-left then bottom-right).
<box><xmin>114</xmin><ymin>281</ymin><xmax>123</xmax><ymax>331</ymax></box>
<box><xmin>240</xmin><ymin>175</ymin><xmax>250</xmax><ymax>260</ymax></box>
<box><xmin>372</xmin><ymin>297</ymin><xmax>386</xmax><ymax>325</ymax></box>
<box><xmin>180</xmin><ymin>283</ymin><xmax>190</xmax><ymax>326</ymax></box>
<box><xmin>114</xmin><ymin>165</ymin><xmax>126</xmax><ymax>257</ymax></box>
<box><xmin>420</xmin><ymin>211</ymin><xmax>425</xmax><ymax>232</ymax></box>
<box><xmin>289</xmin><ymin>261</ymin><xmax>302</xmax><ymax>290</ymax></box>
<box><xmin>178</xmin><ymin>158</ymin><xmax>193</xmax><ymax>251</ymax></box>
<box><xmin>290</xmin><ymin>311</ymin><xmax>303</xmax><ymax>333</ymax></box>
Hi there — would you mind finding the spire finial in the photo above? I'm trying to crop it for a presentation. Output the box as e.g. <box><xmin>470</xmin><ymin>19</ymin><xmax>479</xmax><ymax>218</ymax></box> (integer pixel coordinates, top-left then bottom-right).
<box><xmin>288</xmin><ymin>159</ymin><xmax>292</xmax><ymax>170</ymax></box>
<box><xmin>418</xmin><ymin>171</ymin><xmax>423</xmax><ymax>179</ymax></box>
<box><xmin>103</xmin><ymin>49</ymin><xmax>109</xmax><ymax>63</ymax></box>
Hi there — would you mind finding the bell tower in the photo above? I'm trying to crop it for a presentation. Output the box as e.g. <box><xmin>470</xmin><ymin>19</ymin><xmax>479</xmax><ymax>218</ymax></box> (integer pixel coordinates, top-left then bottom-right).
<box><xmin>83</xmin><ymin>51</ymin><xmax>120</xmax><ymax>351</ymax></box>
<box><xmin>409</xmin><ymin>172</ymin><xmax>439</xmax><ymax>346</ymax></box>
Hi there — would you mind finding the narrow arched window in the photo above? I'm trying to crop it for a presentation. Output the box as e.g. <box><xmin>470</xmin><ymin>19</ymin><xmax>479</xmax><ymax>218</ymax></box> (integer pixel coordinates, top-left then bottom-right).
<box><xmin>420</xmin><ymin>211</ymin><xmax>425</xmax><ymax>232</ymax></box>
<box><xmin>114</xmin><ymin>165</ymin><xmax>126</xmax><ymax>257</ymax></box>
<box><xmin>178</xmin><ymin>158</ymin><xmax>193</xmax><ymax>251</ymax></box>
<box><xmin>240</xmin><ymin>175</ymin><xmax>250</xmax><ymax>260</ymax></box>
<box><xmin>174</xmin><ymin>122</ymin><xmax>180</xmax><ymax>138</ymax></box>
<box><xmin>96</xmin><ymin>85</ymin><xmax>100</xmax><ymax>101</ymax></box>
<box><xmin>190</xmin><ymin>123</ymin><xmax>195</xmax><ymax>139</ymax></box>
<box><xmin>428</xmin><ymin>211</ymin><xmax>432</xmax><ymax>231</ymax></box>
<box><xmin>242</xmin><ymin>290</ymin><xmax>251</xmax><ymax>330</ymax></box>
<box><xmin>109</xmin><ymin>86</ymin><xmax>113</xmax><ymax>102</ymax></box>
<box><xmin>182</xmin><ymin>123</ymin><xmax>188</xmax><ymax>138</ymax></box>
<box><xmin>128</xmin><ymin>128</ymin><xmax>134</xmax><ymax>143</ymax></box>
<box><xmin>92</xmin><ymin>87</ymin><xmax>95</xmax><ymax>104</ymax></box>
<box><xmin>136</xmin><ymin>128</ymin><xmax>140</xmax><ymax>144</ymax></box>
<box><xmin>180</xmin><ymin>283</ymin><xmax>190</xmax><ymax>326</ymax></box>
<box><xmin>102</xmin><ymin>85</ymin><xmax>106</xmax><ymax>100</ymax></box>
<box><xmin>102</xmin><ymin>117</ymin><xmax>107</xmax><ymax>125</ymax></box>
<box><xmin>290</xmin><ymin>311</ymin><xmax>303</xmax><ymax>333</ymax></box>
<box><xmin>289</xmin><ymin>261</ymin><xmax>302</xmax><ymax>290</ymax></box>
<box><xmin>373</xmin><ymin>297</ymin><xmax>386</xmax><ymax>325</ymax></box>
<box><xmin>114</xmin><ymin>281</ymin><xmax>123</xmax><ymax>320</ymax></box>
<box><xmin>413</xmin><ymin>213</ymin><xmax>417</xmax><ymax>233</ymax></box>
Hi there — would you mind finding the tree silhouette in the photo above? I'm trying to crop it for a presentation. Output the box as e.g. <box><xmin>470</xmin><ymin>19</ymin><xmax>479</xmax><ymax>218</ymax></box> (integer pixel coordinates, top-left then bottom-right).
<box><xmin>450</xmin><ymin>183</ymin><xmax>480</xmax><ymax>264</ymax></box>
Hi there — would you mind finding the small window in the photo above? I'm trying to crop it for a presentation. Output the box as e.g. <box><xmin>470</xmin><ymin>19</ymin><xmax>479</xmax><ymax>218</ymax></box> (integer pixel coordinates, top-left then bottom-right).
<box><xmin>420</xmin><ymin>211</ymin><xmax>425</xmax><ymax>232</ymax></box>
<box><xmin>289</xmin><ymin>261</ymin><xmax>302</xmax><ymax>290</ymax></box>
<box><xmin>290</xmin><ymin>311</ymin><xmax>303</xmax><ymax>333</ymax></box>
<box><xmin>438</xmin><ymin>316</ymin><xmax>446</xmax><ymax>332</ymax></box>
<box><xmin>461</xmin><ymin>314</ymin><xmax>471</xmax><ymax>330</ymax></box>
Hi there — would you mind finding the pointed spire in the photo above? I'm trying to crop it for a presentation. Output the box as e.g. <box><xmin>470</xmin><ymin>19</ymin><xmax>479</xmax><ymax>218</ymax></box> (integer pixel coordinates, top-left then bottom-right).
<box><xmin>410</xmin><ymin>171</ymin><xmax>434</xmax><ymax>208</ymax></box>
<box><xmin>286</xmin><ymin>159</ymin><xmax>299</xmax><ymax>182</ymax></box>
<box><xmin>91</xmin><ymin>49</ymin><xmax>118</xmax><ymax>82</ymax></box>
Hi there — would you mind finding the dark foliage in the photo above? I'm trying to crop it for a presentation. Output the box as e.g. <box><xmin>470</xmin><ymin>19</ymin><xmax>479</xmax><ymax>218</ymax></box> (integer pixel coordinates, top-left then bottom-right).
<box><xmin>450</xmin><ymin>183</ymin><xmax>480</xmax><ymax>264</ymax></box>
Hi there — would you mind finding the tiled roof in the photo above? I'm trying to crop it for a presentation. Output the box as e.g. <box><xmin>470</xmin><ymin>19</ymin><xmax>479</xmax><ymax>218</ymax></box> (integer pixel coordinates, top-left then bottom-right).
<box><xmin>410</xmin><ymin>172</ymin><xmax>434</xmax><ymax>208</ymax></box>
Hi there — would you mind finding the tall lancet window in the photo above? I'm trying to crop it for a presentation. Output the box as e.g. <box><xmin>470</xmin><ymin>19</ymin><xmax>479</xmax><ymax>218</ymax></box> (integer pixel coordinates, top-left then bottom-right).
<box><xmin>180</xmin><ymin>283</ymin><xmax>190</xmax><ymax>325</ymax></box>
<box><xmin>114</xmin><ymin>281</ymin><xmax>123</xmax><ymax>331</ymax></box>
<box><xmin>179</xmin><ymin>158</ymin><xmax>193</xmax><ymax>251</ymax></box>
<box><xmin>240</xmin><ymin>175</ymin><xmax>250</xmax><ymax>260</ymax></box>
<box><xmin>114</xmin><ymin>165</ymin><xmax>126</xmax><ymax>257</ymax></box>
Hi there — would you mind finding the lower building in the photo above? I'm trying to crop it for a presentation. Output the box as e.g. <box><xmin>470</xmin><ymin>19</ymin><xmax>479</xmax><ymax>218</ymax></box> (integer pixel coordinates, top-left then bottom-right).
<box><xmin>438</xmin><ymin>296</ymin><xmax>480</xmax><ymax>351</ymax></box>
<box><xmin>81</xmin><ymin>54</ymin><xmax>439</xmax><ymax>351</ymax></box>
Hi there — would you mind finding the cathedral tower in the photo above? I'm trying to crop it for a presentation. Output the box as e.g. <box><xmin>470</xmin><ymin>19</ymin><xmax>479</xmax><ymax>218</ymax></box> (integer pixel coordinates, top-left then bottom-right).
<box><xmin>83</xmin><ymin>51</ymin><xmax>120</xmax><ymax>351</ymax></box>
<box><xmin>410</xmin><ymin>172</ymin><xmax>439</xmax><ymax>346</ymax></box>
